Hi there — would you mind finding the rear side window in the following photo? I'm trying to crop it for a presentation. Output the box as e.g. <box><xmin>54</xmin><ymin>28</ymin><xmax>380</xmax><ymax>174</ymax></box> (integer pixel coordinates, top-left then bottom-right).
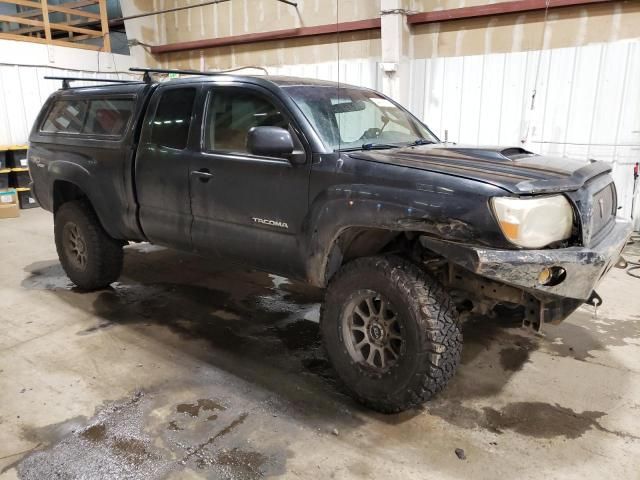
<box><xmin>41</xmin><ymin>97</ymin><xmax>134</xmax><ymax>136</ymax></box>
<box><xmin>150</xmin><ymin>88</ymin><xmax>196</xmax><ymax>150</ymax></box>
<box><xmin>84</xmin><ymin>99</ymin><xmax>134</xmax><ymax>136</ymax></box>
<box><xmin>42</xmin><ymin>100</ymin><xmax>88</xmax><ymax>134</ymax></box>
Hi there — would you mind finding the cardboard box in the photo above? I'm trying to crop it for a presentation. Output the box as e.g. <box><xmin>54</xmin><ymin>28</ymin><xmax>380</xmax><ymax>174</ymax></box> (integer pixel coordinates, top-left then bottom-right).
<box><xmin>0</xmin><ymin>189</ymin><xmax>19</xmax><ymax>219</ymax></box>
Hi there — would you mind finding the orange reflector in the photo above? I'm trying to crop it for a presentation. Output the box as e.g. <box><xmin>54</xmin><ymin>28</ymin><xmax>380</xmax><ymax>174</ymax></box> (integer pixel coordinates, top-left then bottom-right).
<box><xmin>499</xmin><ymin>221</ymin><xmax>519</xmax><ymax>240</ymax></box>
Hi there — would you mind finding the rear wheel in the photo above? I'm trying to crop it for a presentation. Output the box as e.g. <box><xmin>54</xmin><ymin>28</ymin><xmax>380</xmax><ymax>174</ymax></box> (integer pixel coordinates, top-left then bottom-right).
<box><xmin>54</xmin><ymin>200</ymin><xmax>124</xmax><ymax>290</ymax></box>
<box><xmin>321</xmin><ymin>255</ymin><xmax>462</xmax><ymax>413</ymax></box>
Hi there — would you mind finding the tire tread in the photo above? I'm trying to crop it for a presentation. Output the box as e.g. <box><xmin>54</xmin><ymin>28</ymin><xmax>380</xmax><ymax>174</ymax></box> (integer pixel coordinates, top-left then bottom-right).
<box><xmin>54</xmin><ymin>200</ymin><xmax>123</xmax><ymax>290</ymax></box>
<box><xmin>320</xmin><ymin>255</ymin><xmax>462</xmax><ymax>413</ymax></box>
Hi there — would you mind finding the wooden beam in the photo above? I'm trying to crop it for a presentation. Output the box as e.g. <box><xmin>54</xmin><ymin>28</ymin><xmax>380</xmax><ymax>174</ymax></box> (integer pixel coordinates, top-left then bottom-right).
<box><xmin>2</xmin><ymin>0</ymin><xmax>100</xmax><ymax>19</ymax></box>
<box><xmin>97</xmin><ymin>0</ymin><xmax>109</xmax><ymax>52</ymax></box>
<box><xmin>49</xmin><ymin>21</ymin><xmax>102</xmax><ymax>36</ymax></box>
<box><xmin>49</xmin><ymin>0</ymin><xmax>100</xmax><ymax>19</ymax></box>
<box><xmin>7</xmin><ymin>17</ymin><xmax>91</xmax><ymax>35</ymax></box>
<box><xmin>39</xmin><ymin>0</ymin><xmax>51</xmax><ymax>42</ymax></box>
<box><xmin>0</xmin><ymin>31</ymin><xmax>102</xmax><ymax>50</ymax></box>
<box><xmin>150</xmin><ymin>17</ymin><xmax>382</xmax><ymax>54</ymax></box>
<box><xmin>0</xmin><ymin>30</ymin><xmax>48</xmax><ymax>44</ymax></box>
<box><xmin>0</xmin><ymin>13</ymin><xmax>43</xmax><ymax>26</ymax></box>
<box><xmin>407</xmin><ymin>0</ymin><xmax>616</xmax><ymax>24</ymax></box>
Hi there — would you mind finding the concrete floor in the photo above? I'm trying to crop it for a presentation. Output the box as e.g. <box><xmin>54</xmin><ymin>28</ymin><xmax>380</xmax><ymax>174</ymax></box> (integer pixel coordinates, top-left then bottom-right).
<box><xmin>1</xmin><ymin>208</ymin><xmax>639</xmax><ymax>480</ymax></box>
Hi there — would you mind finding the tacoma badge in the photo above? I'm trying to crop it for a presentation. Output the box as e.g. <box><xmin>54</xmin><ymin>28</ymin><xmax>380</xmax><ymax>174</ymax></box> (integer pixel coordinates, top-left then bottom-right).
<box><xmin>251</xmin><ymin>217</ymin><xmax>289</xmax><ymax>229</ymax></box>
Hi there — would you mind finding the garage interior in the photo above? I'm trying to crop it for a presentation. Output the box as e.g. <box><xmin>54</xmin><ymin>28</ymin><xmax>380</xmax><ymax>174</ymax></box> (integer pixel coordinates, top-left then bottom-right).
<box><xmin>1</xmin><ymin>1</ymin><xmax>640</xmax><ymax>479</ymax></box>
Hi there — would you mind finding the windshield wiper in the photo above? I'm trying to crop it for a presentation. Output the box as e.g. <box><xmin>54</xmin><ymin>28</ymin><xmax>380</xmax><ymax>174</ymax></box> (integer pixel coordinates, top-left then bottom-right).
<box><xmin>362</xmin><ymin>142</ymin><xmax>400</xmax><ymax>150</ymax></box>
<box><xmin>339</xmin><ymin>143</ymin><xmax>400</xmax><ymax>152</ymax></box>
<box><xmin>408</xmin><ymin>139</ymin><xmax>436</xmax><ymax>146</ymax></box>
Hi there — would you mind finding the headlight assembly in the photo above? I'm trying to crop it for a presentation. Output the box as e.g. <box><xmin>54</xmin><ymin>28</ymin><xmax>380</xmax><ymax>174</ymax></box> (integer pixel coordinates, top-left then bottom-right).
<box><xmin>491</xmin><ymin>195</ymin><xmax>574</xmax><ymax>248</ymax></box>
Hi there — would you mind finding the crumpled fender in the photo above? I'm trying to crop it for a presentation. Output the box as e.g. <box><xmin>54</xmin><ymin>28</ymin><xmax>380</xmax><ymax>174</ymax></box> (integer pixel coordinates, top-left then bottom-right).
<box><xmin>303</xmin><ymin>180</ymin><xmax>503</xmax><ymax>287</ymax></box>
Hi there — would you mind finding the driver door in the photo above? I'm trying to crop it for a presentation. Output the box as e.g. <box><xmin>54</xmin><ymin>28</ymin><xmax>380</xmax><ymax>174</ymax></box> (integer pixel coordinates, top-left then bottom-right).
<box><xmin>189</xmin><ymin>84</ymin><xmax>310</xmax><ymax>277</ymax></box>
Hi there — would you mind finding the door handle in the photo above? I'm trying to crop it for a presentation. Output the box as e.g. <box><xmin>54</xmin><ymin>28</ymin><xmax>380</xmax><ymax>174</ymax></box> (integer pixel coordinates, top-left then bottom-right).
<box><xmin>191</xmin><ymin>168</ymin><xmax>213</xmax><ymax>182</ymax></box>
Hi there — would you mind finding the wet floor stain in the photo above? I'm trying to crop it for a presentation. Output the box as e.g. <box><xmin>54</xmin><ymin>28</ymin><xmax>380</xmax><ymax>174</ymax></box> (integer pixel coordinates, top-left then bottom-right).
<box><xmin>272</xmin><ymin>319</ymin><xmax>321</xmax><ymax>351</ymax></box>
<box><xmin>176</xmin><ymin>399</ymin><xmax>226</xmax><ymax>418</ymax></box>
<box><xmin>545</xmin><ymin>310</ymin><xmax>640</xmax><ymax>361</ymax></box>
<box><xmin>15</xmin><ymin>391</ymin><xmax>284</xmax><ymax>480</ymax></box>
<box><xmin>167</xmin><ymin>421</ymin><xmax>183</xmax><ymax>432</ymax></box>
<box><xmin>16</xmin><ymin>392</ymin><xmax>174</xmax><ymax>480</ymax></box>
<box><xmin>428</xmin><ymin>400</ymin><xmax>639</xmax><ymax>440</ymax></box>
<box><xmin>181</xmin><ymin>413</ymin><xmax>249</xmax><ymax>468</ymax></box>
<box><xmin>499</xmin><ymin>345</ymin><xmax>531</xmax><ymax>372</ymax></box>
<box><xmin>80</xmin><ymin>423</ymin><xmax>107</xmax><ymax>442</ymax></box>
<box><xmin>212</xmin><ymin>448</ymin><xmax>268</xmax><ymax>480</ymax></box>
<box><xmin>111</xmin><ymin>437</ymin><xmax>155</xmax><ymax>466</ymax></box>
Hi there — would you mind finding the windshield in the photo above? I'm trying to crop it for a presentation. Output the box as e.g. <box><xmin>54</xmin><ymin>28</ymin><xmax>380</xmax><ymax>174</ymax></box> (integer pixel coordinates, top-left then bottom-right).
<box><xmin>284</xmin><ymin>85</ymin><xmax>438</xmax><ymax>151</ymax></box>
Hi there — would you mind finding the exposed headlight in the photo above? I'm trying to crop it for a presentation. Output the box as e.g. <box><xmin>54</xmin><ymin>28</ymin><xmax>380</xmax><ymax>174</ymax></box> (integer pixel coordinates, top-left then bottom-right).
<box><xmin>491</xmin><ymin>195</ymin><xmax>574</xmax><ymax>248</ymax></box>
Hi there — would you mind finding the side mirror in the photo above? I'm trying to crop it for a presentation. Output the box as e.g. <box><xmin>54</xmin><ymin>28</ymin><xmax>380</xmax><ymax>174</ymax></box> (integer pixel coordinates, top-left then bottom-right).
<box><xmin>247</xmin><ymin>126</ymin><xmax>294</xmax><ymax>158</ymax></box>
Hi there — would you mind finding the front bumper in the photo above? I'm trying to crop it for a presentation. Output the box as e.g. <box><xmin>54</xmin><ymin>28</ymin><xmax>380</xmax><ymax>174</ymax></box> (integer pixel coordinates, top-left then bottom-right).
<box><xmin>420</xmin><ymin>219</ymin><xmax>632</xmax><ymax>302</ymax></box>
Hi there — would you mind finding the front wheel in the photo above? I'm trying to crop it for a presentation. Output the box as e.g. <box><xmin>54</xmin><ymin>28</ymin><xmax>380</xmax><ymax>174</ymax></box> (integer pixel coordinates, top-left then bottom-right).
<box><xmin>320</xmin><ymin>256</ymin><xmax>462</xmax><ymax>413</ymax></box>
<box><xmin>54</xmin><ymin>200</ymin><xmax>124</xmax><ymax>290</ymax></box>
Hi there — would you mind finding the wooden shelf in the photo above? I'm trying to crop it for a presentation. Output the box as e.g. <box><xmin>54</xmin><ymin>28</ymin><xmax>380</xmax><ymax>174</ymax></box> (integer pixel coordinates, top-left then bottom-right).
<box><xmin>0</xmin><ymin>1</ymin><xmax>110</xmax><ymax>52</ymax></box>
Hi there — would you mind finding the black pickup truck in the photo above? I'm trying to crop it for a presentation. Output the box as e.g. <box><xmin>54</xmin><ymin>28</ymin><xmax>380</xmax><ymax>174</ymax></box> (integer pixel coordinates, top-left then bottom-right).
<box><xmin>27</xmin><ymin>71</ymin><xmax>631</xmax><ymax>412</ymax></box>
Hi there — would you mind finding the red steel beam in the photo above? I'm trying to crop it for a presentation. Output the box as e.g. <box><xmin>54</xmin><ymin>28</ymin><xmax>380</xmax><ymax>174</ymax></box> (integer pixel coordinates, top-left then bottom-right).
<box><xmin>407</xmin><ymin>0</ymin><xmax>617</xmax><ymax>24</ymax></box>
<box><xmin>150</xmin><ymin>17</ymin><xmax>381</xmax><ymax>54</ymax></box>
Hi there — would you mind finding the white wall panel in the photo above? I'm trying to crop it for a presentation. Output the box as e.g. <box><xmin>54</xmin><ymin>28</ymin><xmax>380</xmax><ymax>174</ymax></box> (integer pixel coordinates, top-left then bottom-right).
<box><xmin>498</xmin><ymin>51</ymin><xmax>527</xmax><ymax>146</ymax></box>
<box><xmin>411</xmin><ymin>39</ymin><xmax>640</xmax><ymax>228</ymax></box>
<box><xmin>478</xmin><ymin>53</ymin><xmax>506</xmax><ymax>145</ymax></box>
<box><xmin>0</xmin><ymin>38</ymin><xmax>137</xmax><ymax>147</ymax></box>
<box><xmin>0</xmin><ymin>66</ymin><xmax>137</xmax><ymax>146</ymax></box>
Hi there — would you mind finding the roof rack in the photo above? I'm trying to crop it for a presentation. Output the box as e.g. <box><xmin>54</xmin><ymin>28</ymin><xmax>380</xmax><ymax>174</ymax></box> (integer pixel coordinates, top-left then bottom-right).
<box><xmin>129</xmin><ymin>67</ymin><xmax>227</xmax><ymax>83</ymax></box>
<box><xmin>44</xmin><ymin>76</ymin><xmax>142</xmax><ymax>89</ymax></box>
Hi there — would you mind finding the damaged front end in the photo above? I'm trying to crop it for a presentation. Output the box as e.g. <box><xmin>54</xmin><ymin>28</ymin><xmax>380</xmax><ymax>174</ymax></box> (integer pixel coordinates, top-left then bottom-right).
<box><xmin>419</xmin><ymin>216</ymin><xmax>631</xmax><ymax>331</ymax></box>
<box><xmin>416</xmin><ymin>166</ymin><xmax>633</xmax><ymax>331</ymax></box>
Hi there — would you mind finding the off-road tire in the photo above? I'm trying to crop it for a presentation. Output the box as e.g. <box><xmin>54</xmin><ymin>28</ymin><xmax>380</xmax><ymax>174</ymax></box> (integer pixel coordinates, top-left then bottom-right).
<box><xmin>54</xmin><ymin>200</ymin><xmax>124</xmax><ymax>290</ymax></box>
<box><xmin>320</xmin><ymin>255</ymin><xmax>462</xmax><ymax>413</ymax></box>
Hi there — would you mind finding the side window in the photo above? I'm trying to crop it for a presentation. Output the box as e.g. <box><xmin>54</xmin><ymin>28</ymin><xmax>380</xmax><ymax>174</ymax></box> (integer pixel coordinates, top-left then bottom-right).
<box><xmin>150</xmin><ymin>88</ymin><xmax>196</xmax><ymax>150</ymax></box>
<box><xmin>204</xmin><ymin>89</ymin><xmax>288</xmax><ymax>153</ymax></box>
<box><xmin>42</xmin><ymin>100</ymin><xmax>88</xmax><ymax>134</ymax></box>
<box><xmin>41</xmin><ymin>97</ymin><xmax>135</xmax><ymax>136</ymax></box>
<box><xmin>84</xmin><ymin>99</ymin><xmax>134</xmax><ymax>136</ymax></box>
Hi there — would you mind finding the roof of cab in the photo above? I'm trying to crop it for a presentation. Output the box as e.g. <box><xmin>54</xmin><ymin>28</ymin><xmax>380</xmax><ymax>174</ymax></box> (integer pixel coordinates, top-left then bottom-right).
<box><xmin>153</xmin><ymin>74</ymin><xmax>345</xmax><ymax>89</ymax></box>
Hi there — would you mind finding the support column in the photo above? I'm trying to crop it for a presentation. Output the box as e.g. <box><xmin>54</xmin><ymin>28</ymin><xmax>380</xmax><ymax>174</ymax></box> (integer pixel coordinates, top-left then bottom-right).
<box><xmin>379</xmin><ymin>0</ymin><xmax>410</xmax><ymax>105</ymax></box>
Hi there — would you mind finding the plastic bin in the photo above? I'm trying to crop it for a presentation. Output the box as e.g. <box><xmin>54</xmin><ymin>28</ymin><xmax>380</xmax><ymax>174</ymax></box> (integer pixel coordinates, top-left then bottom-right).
<box><xmin>7</xmin><ymin>148</ymin><xmax>28</xmax><ymax>168</ymax></box>
<box><xmin>16</xmin><ymin>187</ymin><xmax>38</xmax><ymax>209</ymax></box>
<box><xmin>9</xmin><ymin>168</ymin><xmax>30</xmax><ymax>188</ymax></box>
<box><xmin>0</xmin><ymin>168</ymin><xmax>9</xmax><ymax>189</ymax></box>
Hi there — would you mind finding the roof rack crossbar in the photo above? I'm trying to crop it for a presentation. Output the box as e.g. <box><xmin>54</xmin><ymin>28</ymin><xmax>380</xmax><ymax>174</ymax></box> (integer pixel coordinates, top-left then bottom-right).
<box><xmin>129</xmin><ymin>67</ymin><xmax>228</xmax><ymax>83</ymax></box>
<box><xmin>44</xmin><ymin>76</ymin><xmax>142</xmax><ymax>89</ymax></box>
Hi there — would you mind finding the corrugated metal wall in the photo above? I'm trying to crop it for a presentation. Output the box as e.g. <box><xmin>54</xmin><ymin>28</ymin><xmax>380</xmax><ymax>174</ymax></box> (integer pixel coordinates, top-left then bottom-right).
<box><xmin>0</xmin><ymin>66</ymin><xmax>137</xmax><ymax>146</ymax></box>
<box><xmin>269</xmin><ymin>59</ymin><xmax>381</xmax><ymax>91</ymax></box>
<box><xmin>408</xmin><ymin>39</ymin><xmax>640</xmax><ymax>227</ymax></box>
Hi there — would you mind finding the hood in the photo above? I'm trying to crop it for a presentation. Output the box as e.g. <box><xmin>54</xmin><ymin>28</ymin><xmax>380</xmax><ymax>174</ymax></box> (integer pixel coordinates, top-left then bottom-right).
<box><xmin>348</xmin><ymin>144</ymin><xmax>612</xmax><ymax>194</ymax></box>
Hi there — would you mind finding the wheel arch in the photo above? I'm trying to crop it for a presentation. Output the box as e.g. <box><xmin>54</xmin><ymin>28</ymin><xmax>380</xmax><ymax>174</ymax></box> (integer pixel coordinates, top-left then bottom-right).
<box><xmin>51</xmin><ymin>174</ymin><xmax>119</xmax><ymax>239</ymax></box>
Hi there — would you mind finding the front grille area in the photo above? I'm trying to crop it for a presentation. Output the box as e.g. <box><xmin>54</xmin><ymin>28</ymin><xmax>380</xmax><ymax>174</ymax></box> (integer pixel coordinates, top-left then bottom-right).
<box><xmin>589</xmin><ymin>182</ymin><xmax>616</xmax><ymax>241</ymax></box>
